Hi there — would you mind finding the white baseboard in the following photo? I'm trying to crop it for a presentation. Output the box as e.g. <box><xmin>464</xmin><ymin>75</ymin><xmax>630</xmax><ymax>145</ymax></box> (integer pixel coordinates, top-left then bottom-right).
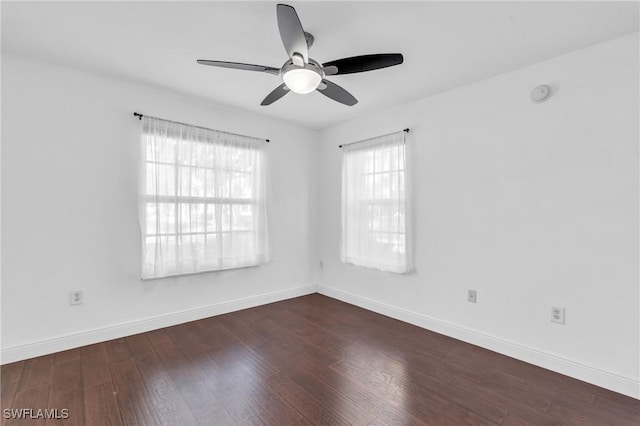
<box><xmin>4</xmin><ymin>283</ymin><xmax>638</xmax><ymax>399</ymax></box>
<box><xmin>1</xmin><ymin>284</ymin><xmax>317</xmax><ymax>364</ymax></box>
<box><xmin>317</xmin><ymin>284</ymin><xmax>640</xmax><ymax>400</ymax></box>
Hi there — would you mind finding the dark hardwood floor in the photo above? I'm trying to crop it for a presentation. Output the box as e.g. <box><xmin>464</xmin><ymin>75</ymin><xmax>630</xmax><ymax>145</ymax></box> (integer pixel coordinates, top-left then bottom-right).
<box><xmin>1</xmin><ymin>294</ymin><xmax>638</xmax><ymax>425</ymax></box>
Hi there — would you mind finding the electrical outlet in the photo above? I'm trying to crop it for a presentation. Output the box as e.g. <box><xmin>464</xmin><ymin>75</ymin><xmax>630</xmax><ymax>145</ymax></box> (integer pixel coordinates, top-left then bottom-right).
<box><xmin>468</xmin><ymin>290</ymin><xmax>477</xmax><ymax>303</ymax></box>
<box><xmin>70</xmin><ymin>290</ymin><xmax>83</xmax><ymax>306</ymax></box>
<box><xmin>551</xmin><ymin>307</ymin><xmax>565</xmax><ymax>324</ymax></box>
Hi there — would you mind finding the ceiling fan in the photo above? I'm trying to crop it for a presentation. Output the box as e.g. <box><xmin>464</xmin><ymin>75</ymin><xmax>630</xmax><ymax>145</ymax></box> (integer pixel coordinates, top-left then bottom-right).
<box><xmin>197</xmin><ymin>3</ymin><xmax>404</xmax><ymax>106</ymax></box>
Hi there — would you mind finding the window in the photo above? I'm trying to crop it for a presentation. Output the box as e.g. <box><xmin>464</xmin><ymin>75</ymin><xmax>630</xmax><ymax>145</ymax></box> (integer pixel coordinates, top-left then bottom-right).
<box><xmin>140</xmin><ymin>116</ymin><xmax>268</xmax><ymax>279</ymax></box>
<box><xmin>341</xmin><ymin>131</ymin><xmax>411</xmax><ymax>273</ymax></box>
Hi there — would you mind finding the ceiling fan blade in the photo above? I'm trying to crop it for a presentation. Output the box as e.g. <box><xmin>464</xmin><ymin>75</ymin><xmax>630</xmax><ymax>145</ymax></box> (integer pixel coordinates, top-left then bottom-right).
<box><xmin>261</xmin><ymin>83</ymin><xmax>290</xmax><ymax>105</ymax></box>
<box><xmin>197</xmin><ymin>60</ymin><xmax>280</xmax><ymax>75</ymax></box>
<box><xmin>322</xmin><ymin>54</ymin><xmax>403</xmax><ymax>75</ymax></box>
<box><xmin>317</xmin><ymin>79</ymin><xmax>358</xmax><ymax>106</ymax></box>
<box><xmin>276</xmin><ymin>4</ymin><xmax>308</xmax><ymax>64</ymax></box>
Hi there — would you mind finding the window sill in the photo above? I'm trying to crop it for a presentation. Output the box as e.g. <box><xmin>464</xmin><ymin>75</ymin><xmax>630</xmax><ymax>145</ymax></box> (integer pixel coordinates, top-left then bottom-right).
<box><xmin>140</xmin><ymin>262</ymin><xmax>266</xmax><ymax>281</ymax></box>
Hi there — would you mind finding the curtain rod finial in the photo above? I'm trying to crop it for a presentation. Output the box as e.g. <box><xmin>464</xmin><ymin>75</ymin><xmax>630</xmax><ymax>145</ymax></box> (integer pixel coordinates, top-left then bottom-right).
<box><xmin>133</xmin><ymin>112</ymin><xmax>143</xmax><ymax>120</ymax></box>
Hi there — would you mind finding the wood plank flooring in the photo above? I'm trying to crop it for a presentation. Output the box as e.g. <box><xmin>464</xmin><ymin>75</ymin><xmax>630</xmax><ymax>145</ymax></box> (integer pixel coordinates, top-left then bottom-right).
<box><xmin>1</xmin><ymin>294</ymin><xmax>638</xmax><ymax>425</ymax></box>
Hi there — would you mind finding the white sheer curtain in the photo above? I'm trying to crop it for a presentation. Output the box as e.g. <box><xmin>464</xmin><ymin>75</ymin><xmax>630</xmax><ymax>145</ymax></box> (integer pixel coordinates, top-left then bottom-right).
<box><xmin>341</xmin><ymin>131</ymin><xmax>412</xmax><ymax>273</ymax></box>
<box><xmin>140</xmin><ymin>116</ymin><xmax>268</xmax><ymax>279</ymax></box>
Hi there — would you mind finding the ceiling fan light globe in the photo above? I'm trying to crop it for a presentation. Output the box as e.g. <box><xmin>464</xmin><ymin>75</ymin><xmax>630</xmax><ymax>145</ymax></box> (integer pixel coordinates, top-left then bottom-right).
<box><xmin>283</xmin><ymin>68</ymin><xmax>322</xmax><ymax>94</ymax></box>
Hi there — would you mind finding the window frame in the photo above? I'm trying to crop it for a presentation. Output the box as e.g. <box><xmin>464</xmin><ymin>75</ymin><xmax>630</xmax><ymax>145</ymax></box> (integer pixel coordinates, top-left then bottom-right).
<box><xmin>341</xmin><ymin>132</ymin><xmax>411</xmax><ymax>273</ymax></box>
<box><xmin>140</xmin><ymin>118</ymin><xmax>268</xmax><ymax>279</ymax></box>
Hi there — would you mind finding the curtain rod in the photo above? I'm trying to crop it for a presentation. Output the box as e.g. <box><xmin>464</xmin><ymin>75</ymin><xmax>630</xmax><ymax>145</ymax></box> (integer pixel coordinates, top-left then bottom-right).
<box><xmin>133</xmin><ymin>112</ymin><xmax>269</xmax><ymax>143</ymax></box>
<box><xmin>338</xmin><ymin>128</ymin><xmax>409</xmax><ymax>148</ymax></box>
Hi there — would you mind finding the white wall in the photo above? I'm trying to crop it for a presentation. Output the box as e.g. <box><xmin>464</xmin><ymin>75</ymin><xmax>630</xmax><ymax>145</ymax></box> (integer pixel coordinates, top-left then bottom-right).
<box><xmin>317</xmin><ymin>34</ymin><xmax>639</xmax><ymax>397</ymax></box>
<box><xmin>1</xmin><ymin>53</ymin><xmax>320</xmax><ymax>361</ymax></box>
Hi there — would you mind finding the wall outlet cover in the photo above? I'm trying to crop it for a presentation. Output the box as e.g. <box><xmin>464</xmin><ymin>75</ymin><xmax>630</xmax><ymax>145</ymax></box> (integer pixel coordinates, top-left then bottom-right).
<box><xmin>70</xmin><ymin>290</ymin><xmax>83</xmax><ymax>306</ymax></box>
<box><xmin>468</xmin><ymin>290</ymin><xmax>477</xmax><ymax>303</ymax></box>
<box><xmin>551</xmin><ymin>307</ymin><xmax>565</xmax><ymax>324</ymax></box>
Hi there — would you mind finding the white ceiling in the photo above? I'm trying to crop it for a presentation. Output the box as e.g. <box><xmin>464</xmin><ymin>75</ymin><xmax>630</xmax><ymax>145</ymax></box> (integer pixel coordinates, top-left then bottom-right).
<box><xmin>2</xmin><ymin>1</ymin><xmax>638</xmax><ymax>130</ymax></box>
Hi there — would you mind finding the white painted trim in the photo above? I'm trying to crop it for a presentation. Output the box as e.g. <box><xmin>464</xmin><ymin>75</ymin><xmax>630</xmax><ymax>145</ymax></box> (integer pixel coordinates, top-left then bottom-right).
<box><xmin>317</xmin><ymin>284</ymin><xmax>640</xmax><ymax>400</ymax></box>
<box><xmin>1</xmin><ymin>285</ymin><xmax>317</xmax><ymax>364</ymax></box>
<box><xmin>5</xmin><ymin>283</ymin><xmax>638</xmax><ymax>399</ymax></box>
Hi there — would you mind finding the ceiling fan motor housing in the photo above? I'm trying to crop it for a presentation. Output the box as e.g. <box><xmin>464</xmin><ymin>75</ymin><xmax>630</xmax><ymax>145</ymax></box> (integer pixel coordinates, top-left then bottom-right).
<box><xmin>280</xmin><ymin>58</ymin><xmax>323</xmax><ymax>76</ymax></box>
